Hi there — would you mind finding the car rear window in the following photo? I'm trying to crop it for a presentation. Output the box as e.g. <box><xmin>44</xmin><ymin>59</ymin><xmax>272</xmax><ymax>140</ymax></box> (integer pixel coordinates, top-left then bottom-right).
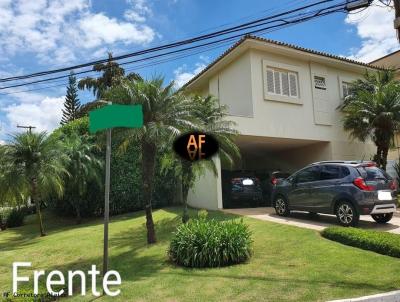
<box><xmin>357</xmin><ymin>166</ymin><xmax>391</xmax><ymax>181</ymax></box>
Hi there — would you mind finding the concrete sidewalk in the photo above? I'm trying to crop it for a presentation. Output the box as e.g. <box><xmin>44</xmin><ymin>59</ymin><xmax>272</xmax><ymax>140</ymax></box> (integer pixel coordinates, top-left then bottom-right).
<box><xmin>328</xmin><ymin>290</ymin><xmax>400</xmax><ymax>302</ymax></box>
<box><xmin>223</xmin><ymin>207</ymin><xmax>400</xmax><ymax>234</ymax></box>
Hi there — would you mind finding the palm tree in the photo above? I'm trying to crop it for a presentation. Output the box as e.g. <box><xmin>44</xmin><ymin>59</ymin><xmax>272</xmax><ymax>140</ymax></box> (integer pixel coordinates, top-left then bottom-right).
<box><xmin>77</xmin><ymin>53</ymin><xmax>142</xmax><ymax>117</ymax></box>
<box><xmin>341</xmin><ymin>70</ymin><xmax>400</xmax><ymax>170</ymax></box>
<box><xmin>105</xmin><ymin>77</ymin><xmax>196</xmax><ymax>244</ymax></box>
<box><xmin>163</xmin><ymin>95</ymin><xmax>240</xmax><ymax>222</ymax></box>
<box><xmin>63</xmin><ymin>134</ymin><xmax>103</xmax><ymax>224</ymax></box>
<box><xmin>0</xmin><ymin>132</ymin><xmax>68</xmax><ymax>236</ymax></box>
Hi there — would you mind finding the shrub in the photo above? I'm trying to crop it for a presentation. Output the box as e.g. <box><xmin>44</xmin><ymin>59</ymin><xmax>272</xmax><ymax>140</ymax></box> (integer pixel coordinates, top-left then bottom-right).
<box><xmin>6</xmin><ymin>207</ymin><xmax>26</xmax><ymax>228</ymax></box>
<box><xmin>197</xmin><ymin>209</ymin><xmax>208</xmax><ymax>220</ymax></box>
<box><xmin>168</xmin><ymin>217</ymin><xmax>253</xmax><ymax>268</ymax></box>
<box><xmin>321</xmin><ymin>226</ymin><xmax>400</xmax><ymax>258</ymax></box>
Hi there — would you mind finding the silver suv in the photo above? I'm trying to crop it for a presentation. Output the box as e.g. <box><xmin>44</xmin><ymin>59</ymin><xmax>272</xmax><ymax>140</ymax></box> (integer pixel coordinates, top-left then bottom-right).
<box><xmin>272</xmin><ymin>161</ymin><xmax>397</xmax><ymax>226</ymax></box>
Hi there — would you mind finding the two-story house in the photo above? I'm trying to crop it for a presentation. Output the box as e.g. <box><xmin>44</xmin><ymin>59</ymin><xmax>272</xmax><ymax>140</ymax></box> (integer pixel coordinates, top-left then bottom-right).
<box><xmin>184</xmin><ymin>35</ymin><xmax>378</xmax><ymax>210</ymax></box>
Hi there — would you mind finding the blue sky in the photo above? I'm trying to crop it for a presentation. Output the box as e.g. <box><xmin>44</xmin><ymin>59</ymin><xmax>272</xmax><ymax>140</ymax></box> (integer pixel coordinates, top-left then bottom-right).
<box><xmin>0</xmin><ymin>0</ymin><xmax>398</xmax><ymax>142</ymax></box>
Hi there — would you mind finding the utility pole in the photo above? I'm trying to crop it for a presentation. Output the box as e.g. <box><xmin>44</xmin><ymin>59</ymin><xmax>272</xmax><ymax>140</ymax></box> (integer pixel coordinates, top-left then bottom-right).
<box><xmin>17</xmin><ymin>125</ymin><xmax>36</xmax><ymax>134</ymax></box>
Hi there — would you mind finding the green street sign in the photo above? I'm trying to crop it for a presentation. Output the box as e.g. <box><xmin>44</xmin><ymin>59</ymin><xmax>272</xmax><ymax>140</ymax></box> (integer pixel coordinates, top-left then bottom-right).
<box><xmin>89</xmin><ymin>104</ymin><xmax>143</xmax><ymax>133</ymax></box>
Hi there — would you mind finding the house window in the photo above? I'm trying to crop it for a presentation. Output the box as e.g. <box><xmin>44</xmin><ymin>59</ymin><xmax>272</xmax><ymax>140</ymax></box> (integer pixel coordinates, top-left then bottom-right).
<box><xmin>342</xmin><ymin>81</ymin><xmax>350</xmax><ymax>98</ymax></box>
<box><xmin>314</xmin><ymin>76</ymin><xmax>326</xmax><ymax>90</ymax></box>
<box><xmin>266</xmin><ymin>67</ymin><xmax>298</xmax><ymax>98</ymax></box>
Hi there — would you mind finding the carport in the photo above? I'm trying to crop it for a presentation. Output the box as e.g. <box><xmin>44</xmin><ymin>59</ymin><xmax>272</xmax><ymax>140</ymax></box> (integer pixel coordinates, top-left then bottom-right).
<box><xmin>221</xmin><ymin>135</ymin><xmax>331</xmax><ymax>208</ymax></box>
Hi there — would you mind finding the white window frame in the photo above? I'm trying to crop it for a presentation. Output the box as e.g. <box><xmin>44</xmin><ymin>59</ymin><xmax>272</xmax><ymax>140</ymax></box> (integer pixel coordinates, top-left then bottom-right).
<box><xmin>263</xmin><ymin>60</ymin><xmax>303</xmax><ymax>105</ymax></box>
<box><xmin>342</xmin><ymin>81</ymin><xmax>350</xmax><ymax>98</ymax></box>
<box><xmin>338</xmin><ymin>76</ymin><xmax>354</xmax><ymax>100</ymax></box>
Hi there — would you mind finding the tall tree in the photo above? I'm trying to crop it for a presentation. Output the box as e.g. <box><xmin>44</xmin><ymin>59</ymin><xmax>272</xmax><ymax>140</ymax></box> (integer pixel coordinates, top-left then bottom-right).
<box><xmin>77</xmin><ymin>53</ymin><xmax>142</xmax><ymax>118</ymax></box>
<box><xmin>61</xmin><ymin>72</ymin><xmax>81</xmax><ymax>125</ymax></box>
<box><xmin>341</xmin><ymin>70</ymin><xmax>400</xmax><ymax>170</ymax></box>
<box><xmin>0</xmin><ymin>132</ymin><xmax>68</xmax><ymax>236</ymax></box>
<box><xmin>105</xmin><ymin>77</ymin><xmax>195</xmax><ymax>244</ymax></box>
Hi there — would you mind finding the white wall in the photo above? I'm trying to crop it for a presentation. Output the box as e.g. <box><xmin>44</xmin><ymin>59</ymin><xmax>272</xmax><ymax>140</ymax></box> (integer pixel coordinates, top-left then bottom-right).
<box><xmin>187</xmin><ymin>157</ymin><xmax>223</xmax><ymax>210</ymax></box>
<box><xmin>209</xmin><ymin>48</ymin><xmax>375</xmax><ymax>161</ymax></box>
<box><xmin>209</xmin><ymin>51</ymin><xmax>254</xmax><ymax>117</ymax></box>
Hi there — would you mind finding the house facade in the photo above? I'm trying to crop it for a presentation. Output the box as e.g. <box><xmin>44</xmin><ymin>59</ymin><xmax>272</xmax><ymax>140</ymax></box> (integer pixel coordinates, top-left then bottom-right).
<box><xmin>184</xmin><ymin>35</ymin><xmax>378</xmax><ymax>210</ymax></box>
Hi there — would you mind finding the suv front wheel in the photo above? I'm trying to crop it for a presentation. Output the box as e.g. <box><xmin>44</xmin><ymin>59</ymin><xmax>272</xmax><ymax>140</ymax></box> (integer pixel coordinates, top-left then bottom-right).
<box><xmin>335</xmin><ymin>201</ymin><xmax>359</xmax><ymax>227</ymax></box>
<box><xmin>371</xmin><ymin>213</ymin><xmax>393</xmax><ymax>224</ymax></box>
<box><xmin>274</xmin><ymin>196</ymin><xmax>290</xmax><ymax>217</ymax></box>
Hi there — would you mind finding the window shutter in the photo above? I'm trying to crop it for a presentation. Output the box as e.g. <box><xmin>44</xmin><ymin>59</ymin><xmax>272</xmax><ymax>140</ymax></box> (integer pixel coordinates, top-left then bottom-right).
<box><xmin>289</xmin><ymin>73</ymin><xmax>298</xmax><ymax>97</ymax></box>
<box><xmin>266</xmin><ymin>69</ymin><xmax>274</xmax><ymax>93</ymax></box>
<box><xmin>274</xmin><ymin>71</ymin><xmax>281</xmax><ymax>95</ymax></box>
<box><xmin>281</xmin><ymin>72</ymin><xmax>289</xmax><ymax>96</ymax></box>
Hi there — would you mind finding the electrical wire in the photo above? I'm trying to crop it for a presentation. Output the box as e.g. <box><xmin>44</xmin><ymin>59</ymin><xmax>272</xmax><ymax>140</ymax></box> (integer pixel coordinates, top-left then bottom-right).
<box><xmin>0</xmin><ymin>0</ymin><xmax>353</xmax><ymax>84</ymax></box>
<box><xmin>0</xmin><ymin>1</ymin><xmax>353</xmax><ymax>92</ymax></box>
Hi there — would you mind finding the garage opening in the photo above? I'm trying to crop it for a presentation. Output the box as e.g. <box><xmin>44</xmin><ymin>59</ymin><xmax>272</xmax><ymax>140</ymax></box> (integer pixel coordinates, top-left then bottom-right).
<box><xmin>222</xmin><ymin>135</ymin><xmax>330</xmax><ymax>209</ymax></box>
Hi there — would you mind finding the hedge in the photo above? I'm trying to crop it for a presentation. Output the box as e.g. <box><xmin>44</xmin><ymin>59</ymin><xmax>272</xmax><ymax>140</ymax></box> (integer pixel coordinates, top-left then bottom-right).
<box><xmin>321</xmin><ymin>226</ymin><xmax>400</xmax><ymax>258</ymax></box>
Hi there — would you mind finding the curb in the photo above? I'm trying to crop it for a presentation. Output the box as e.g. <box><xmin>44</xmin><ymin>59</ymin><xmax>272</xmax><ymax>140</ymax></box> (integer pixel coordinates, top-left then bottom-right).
<box><xmin>327</xmin><ymin>290</ymin><xmax>400</xmax><ymax>302</ymax></box>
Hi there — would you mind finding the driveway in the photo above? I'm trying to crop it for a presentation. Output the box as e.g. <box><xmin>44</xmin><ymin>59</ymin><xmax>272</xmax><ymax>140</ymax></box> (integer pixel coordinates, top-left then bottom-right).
<box><xmin>223</xmin><ymin>207</ymin><xmax>400</xmax><ymax>234</ymax></box>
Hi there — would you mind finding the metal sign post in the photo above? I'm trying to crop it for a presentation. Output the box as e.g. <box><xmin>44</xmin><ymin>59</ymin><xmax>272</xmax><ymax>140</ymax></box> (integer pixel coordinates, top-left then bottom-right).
<box><xmin>103</xmin><ymin>127</ymin><xmax>111</xmax><ymax>278</ymax></box>
<box><xmin>88</xmin><ymin>102</ymin><xmax>143</xmax><ymax>291</ymax></box>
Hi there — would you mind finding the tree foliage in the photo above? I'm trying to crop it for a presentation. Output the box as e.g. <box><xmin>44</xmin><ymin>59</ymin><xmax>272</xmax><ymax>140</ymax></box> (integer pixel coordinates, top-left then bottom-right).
<box><xmin>105</xmin><ymin>77</ymin><xmax>196</xmax><ymax>244</ymax></box>
<box><xmin>0</xmin><ymin>132</ymin><xmax>68</xmax><ymax>236</ymax></box>
<box><xmin>162</xmin><ymin>95</ymin><xmax>240</xmax><ymax>222</ymax></box>
<box><xmin>341</xmin><ymin>70</ymin><xmax>400</xmax><ymax>170</ymax></box>
<box><xmin>77</xmin><ymin>53</ymin><xmax>142</xmax><ymax>117</ymax></box>
<box><xmin>62</xmin><ymin>134</ymin><xmax>103</xmax><ymax>223</ymax></box>
<box><xmin>61</xmin><ymin>72</ymin><xmax>81</xmax><ymax>125</ymax></box>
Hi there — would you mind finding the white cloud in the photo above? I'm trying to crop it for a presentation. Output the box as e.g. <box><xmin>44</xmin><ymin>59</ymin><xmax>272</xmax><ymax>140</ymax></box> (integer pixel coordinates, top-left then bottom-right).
<box><xmin>345</xmin><ymin>6</ymin><xmax>399</xmax><ymax>62</ymax></box>
<box><xmin>0</xmin><ymin>0</ymin><xmax>156</xmax><ymax>65</ymax></box>
<box><xmin>0</xmin><ymin>140</ymin><xmax>5</xmax><ymax>145</ymax></box>
<box><xmin>124</xmin><ymin>0</ymin><xmax>152</xmax><ymax>22</ymax></box>
<box><xmin>173</xmin><ymin>57</ymin><xmax>209</xmax><ymax>88</ymax></box>
<box><xmin>124</xmin><ymin>10</ymin><xmax>146</xmax><ymax>22</ymax></box>
<box><xmin>3</xmin><ymin>96</ymin><xmax>65</xmax><ymax>133</ymax></box>
<box><xmin>79</xmin><ymin>13</ymin><xmax>155</xmax><ymax>48</ymax></box>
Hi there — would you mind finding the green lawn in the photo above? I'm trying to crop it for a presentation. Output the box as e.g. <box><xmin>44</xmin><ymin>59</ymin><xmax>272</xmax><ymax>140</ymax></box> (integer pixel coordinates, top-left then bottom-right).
<box><xmin>1</xmin><ymin>207</ymin><xmax>400</xmax><ymax>302</ymax></box>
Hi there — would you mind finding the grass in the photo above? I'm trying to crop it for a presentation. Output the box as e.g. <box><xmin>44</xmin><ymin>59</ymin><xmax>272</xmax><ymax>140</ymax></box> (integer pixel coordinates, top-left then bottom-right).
<box><xmin>0</xmin><ymin>208</ymin><xmax>399</xmax><ymax>302</ymax></box>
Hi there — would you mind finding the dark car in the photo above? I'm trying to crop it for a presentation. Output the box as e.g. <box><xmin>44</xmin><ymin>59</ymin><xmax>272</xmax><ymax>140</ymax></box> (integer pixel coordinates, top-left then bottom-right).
<box><xmin>226</xmin><ymin>176</ymin><xmax>263</xmax><ymax>208</ymax></box>
<box><xmin>260</xmin><ymin>171</ymin><xmax>291</xmax><ymax>206</ymax></box>
<box><xmin>272</xmin><ymin>161</ymin><xmax>397</xmax><ymax>226</ymax></box>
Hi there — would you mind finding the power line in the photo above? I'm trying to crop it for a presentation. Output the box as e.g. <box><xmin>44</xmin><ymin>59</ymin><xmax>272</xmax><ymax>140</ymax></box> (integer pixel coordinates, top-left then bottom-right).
<box><xmin>0</xmin><ymin>1</ymin><xmax>354</xmax><ymax>92</ymax></box>
<box><xmin>0</xmin><ymin>6</ymin><xmax>349</xmax><ymax>94</ymax></box>
<box><xmin>0</xmin><ymin>0</ymin><xmax>352</xmax><ymax>84</ymax></box>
